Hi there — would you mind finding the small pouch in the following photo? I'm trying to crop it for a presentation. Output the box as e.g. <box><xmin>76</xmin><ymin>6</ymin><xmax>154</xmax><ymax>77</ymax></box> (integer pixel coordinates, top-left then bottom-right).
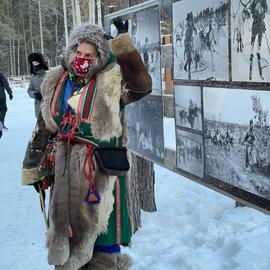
<box><xmin>93</xmin><ymin>147</ymin><xmax>130</xmax><ymax>176</ymax></box>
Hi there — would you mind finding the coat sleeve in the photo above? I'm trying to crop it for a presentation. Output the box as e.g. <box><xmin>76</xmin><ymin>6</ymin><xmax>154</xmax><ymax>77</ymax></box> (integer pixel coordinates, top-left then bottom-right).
<box><xmin>21</xmin><ymin>112</ymin><xmax>51</xmax><ymax>185</ymax></box>
<box><xmin>0</xmin><ymin>72</ymin><xmax>12</xmax><ymax>96</ymax></box>
<box><xmin>27</xmin><ymin>77</ymin><xmax>36</xmax><ymax>99</ymax></box>
<box><xmin>110</xmin><ymin>33</ymin><xmax>152</xmax><ymax>106</ymax></box>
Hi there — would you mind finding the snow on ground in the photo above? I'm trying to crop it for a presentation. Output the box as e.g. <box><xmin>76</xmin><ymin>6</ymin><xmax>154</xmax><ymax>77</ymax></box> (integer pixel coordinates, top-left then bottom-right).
<box><xmin>164</xmin><ymin>117</ymin><xmax>176</xmax><ymax>151</ymax></box>
<box><xmin>0</xmin><ymin>86</ymin><xmax>270</xmax><ymax>270</ymax></box>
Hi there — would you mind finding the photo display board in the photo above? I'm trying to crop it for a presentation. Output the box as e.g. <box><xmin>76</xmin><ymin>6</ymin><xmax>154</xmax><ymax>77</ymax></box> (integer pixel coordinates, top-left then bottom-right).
<box><xmin>204</xmin><ymin>87</ymin><xmax>270</xmax><ymax>199</ymax></box>
<box><xmin>105</xmin><ymin>3</ymin><xmax>165</xmax><ymax>164</ymax></box>
<box><xmin>172</xmin><ymin>0</ymin><xmax>229</xmax><ymax>81</ymax></box>
<box><xmin>174</xmin><ymin>85</ymin><xmax>204</xmax><ymax>177</ymax></box>
<box><xmin>111</xmin><ymin>5</ymin><xmax>162</xmax><ymax>96</ymax></box>
<box><xmin>173</xmin><ymin>0</ymin><xmax>270</xmax><ymax>213</ymax></box>
<box><xmin>231</xmin><ymin>0</ymin><xmax>270</xmax><ymax>82</ymax></box>
<box><xmin>127</xmin><ymin>95</ymin><xmax>165</xmax><ymax>163</ymax></box>
<box><xmin>174</xmin><ymin>84</ymin><xmax>270</xmax><ymax>211</ymax></box>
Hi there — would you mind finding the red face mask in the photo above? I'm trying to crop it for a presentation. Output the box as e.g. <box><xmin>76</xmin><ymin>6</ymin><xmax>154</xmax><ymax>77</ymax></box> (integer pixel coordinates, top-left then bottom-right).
<box><xmin>72</xmin><ymin>56</ymin><xmax>96</xmax><ymax>77</ymax></box>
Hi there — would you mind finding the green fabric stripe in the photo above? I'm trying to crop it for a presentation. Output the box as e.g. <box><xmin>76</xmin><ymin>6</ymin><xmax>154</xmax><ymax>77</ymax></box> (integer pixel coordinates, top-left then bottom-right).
<box><xmin>87</xmin><ymin>83</ymin><xmax>97</xmax><ymax>118</ymax></box>
<box><xmin>83</xmin><ymin>81</ymin><xmax>96</xmax><ymax>119</ymax></box>
<box><xmin>108</xmin><ymin>51</ymin><xmax>116</xmax><ymax>65</ymax></box>
<box><xmin>82</xmin><ymin>83</ymin><xmax>91</xmax><ymax>118</ymax></box>
<box><xmin>95</xmin><ymin>175</ymin><xmax>132</xmax><ymax>246</ymax></box>
<box><xmin>75</xmin><ymin>133</ymin><xmax>120</xmax><ymax>147</ymax></box>
<box><xmin>50</xmin><ymin>77</ymin><xmax>68</xmax><ymax>126</ymax></box>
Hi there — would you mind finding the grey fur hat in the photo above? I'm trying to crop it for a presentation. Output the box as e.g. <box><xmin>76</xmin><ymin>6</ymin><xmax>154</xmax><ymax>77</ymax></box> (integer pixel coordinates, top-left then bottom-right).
<box><xmin>64</xmin><ymin>23</ymin><xmax>110</xmax><ymax>80</ymax></box>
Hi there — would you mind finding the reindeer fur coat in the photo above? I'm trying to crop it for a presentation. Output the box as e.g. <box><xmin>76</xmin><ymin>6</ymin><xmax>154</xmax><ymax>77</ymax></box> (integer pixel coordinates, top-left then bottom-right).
<box><xmin>21</xmin><ymin>24</ymin><xmax>151</xmax><ymax>270</ymax></box>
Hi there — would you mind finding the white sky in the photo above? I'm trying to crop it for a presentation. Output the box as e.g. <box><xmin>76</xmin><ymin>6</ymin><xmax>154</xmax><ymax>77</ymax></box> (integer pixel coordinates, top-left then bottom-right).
<box><xmin>175</xmin><ymin>85</ymin><xmax>201</xmax><ymax>108</ymax></box>
<box><xmin>204</xmin><ymin>87</ymin><xmax>270</xmax><ymax>125</ymax></box>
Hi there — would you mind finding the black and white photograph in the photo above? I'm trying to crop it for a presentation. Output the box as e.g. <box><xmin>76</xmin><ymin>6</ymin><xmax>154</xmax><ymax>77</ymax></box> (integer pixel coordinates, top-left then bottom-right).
<box><xmin>204</xmin><ymin>87</ymin><xmax>270</xmax><ymax>198</ymax></box>
<box><xmin>176</xmin><ymin>129</ymin><xmax>204</xmax><ymax>177</ymax></box>
<box><xmin>232</xmin><ymin>0</ymin><xmax>270</xmax><ymax>82</ymax></box>
<box><xmin>174</xmin><ymin>85</ymin><xmax>202</xmax><ymax>130</ymax></box>
<box><xmin>172</xmin><ymin>0</ymin><xmax>229</xmax><ymax>81</ymax></box>
<box><xmin>127</xmin><ymin>96</ymin><xmax>165</xmax><ymax>163</ymax></box>
<box><xmin>111</xmin><ymin>6</ymin><xmax>162</xmax><ymax>95</ymax></box>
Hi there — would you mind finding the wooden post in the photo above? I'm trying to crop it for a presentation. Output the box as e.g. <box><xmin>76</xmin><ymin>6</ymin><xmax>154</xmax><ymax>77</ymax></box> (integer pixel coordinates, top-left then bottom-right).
<box><xmin>130</xmin><ymin>152</ymin><xmax>157</xmax><ymax>230</ymax></box>
<box><xmin>130</xmin><ymin>152</ymin><xmax>156</xmax><ymax>225</ymax></box>
<box><xmin>136</xmin><ymin>156</ymin><xmax>156</xmax><ymax>212</ymax></box>
<box><xmin>162</xmin><ymin>35</ymin><xmax>173</xmax><ymax>94</ymax></box>
<box><xmin>130</xmin><ymin>152</ymin><xmax>141</xmax><ymax>229</ymax></box>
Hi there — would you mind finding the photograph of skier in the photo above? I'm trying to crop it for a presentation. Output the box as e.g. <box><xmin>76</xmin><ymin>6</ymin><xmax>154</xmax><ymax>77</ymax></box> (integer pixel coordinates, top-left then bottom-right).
<box><xmin>127</xmin><ymin>96</ymin><xmax>165</xmax><ymax>163</ymax></box>
<box><xmin>111</xmin><ymin>6</ymin><xmax>162</xmax><ymax>95</ymax></box>
<box><xmin>176</xmin><ymin>128</ymin><xmax>204</xmax><ymax>177</ymax></box>
<box><xmin>204</xmin><ymin>87</ymin><xmax>270</xmax><ymax>199</ymax></box>
<box><xmin>172</xmin><ymin>0</ymin><xmax>229</xmax><ymax>81</ymax></box>
<box><xmin>174</xmin><ymin>85</ymin><xmax>203</xmax><ymax>131</ymax></box>
<box><xmin>232</xmin><ymin>0</ymin><xmax>270</xmax><ymax>82</ymax></box>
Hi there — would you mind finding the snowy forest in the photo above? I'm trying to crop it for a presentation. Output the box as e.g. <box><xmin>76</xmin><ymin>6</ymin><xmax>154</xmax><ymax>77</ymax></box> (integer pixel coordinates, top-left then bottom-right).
<box><xmin>0</xmin><ymin>0</ymin><xmax>148</xmax><ymax>76</ymax></box>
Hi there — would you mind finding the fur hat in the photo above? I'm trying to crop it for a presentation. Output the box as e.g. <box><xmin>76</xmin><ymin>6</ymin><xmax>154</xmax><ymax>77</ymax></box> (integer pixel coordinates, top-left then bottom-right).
<box><xmin>28</xmin><ymin>52</ymin><xmax>48</xmax><ymax>74</ymax></box>
<box><xmin>64</xmin><ymin>23</ymin><xmax>111</xmax><ymax>80</ymax></box>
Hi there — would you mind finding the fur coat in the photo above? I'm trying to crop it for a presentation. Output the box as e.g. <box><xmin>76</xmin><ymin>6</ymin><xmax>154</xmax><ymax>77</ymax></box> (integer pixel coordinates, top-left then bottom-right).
<box><xmin>22</xmin><ymin>29</ymin><xmax>151</xmax><ymax>270</ymax></box>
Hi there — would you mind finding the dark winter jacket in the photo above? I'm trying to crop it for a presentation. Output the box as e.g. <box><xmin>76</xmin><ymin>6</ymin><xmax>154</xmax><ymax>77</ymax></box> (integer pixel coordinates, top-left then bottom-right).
<box><xmin>27</xmin><ymin>69</ymin><xmax>46</xmax><ymax>117</ymax></box>
<box><xmin>0</xmin><ymin>71</ymin><xmax>12</xmax><ymax>99</ymax></box>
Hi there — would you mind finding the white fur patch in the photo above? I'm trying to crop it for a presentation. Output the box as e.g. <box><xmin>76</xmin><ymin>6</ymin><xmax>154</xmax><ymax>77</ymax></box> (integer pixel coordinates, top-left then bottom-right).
<box><xmin>91</xmin><ymin>64</ymin><xmax>123</xmax><ymax>141</ymax></box>
<box><xmin>97</xmin><ymin>176</ymin><xmax>117</xmax><ymax>234</ymax></box>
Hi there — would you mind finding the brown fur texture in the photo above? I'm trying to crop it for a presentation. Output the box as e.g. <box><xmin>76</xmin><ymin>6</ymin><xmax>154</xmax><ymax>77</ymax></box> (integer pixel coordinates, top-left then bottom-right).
<box><xmin>21</xmin><ymin>113</ymin><xmax>51</xmax><ymax>185</ymax></box>
<box><xmin>48</xmin><ymin>143</ymin><xmax>118</xmax><ymax>270</ymax></box>
<box><xmin>117</xmin><ymin>51</ymin><xmax>152</xmax><ymax>104</ymax></box>
<box><xmin>83</xmin><ymin>252</ymin><xmax>132</xmax><ymax>270</ymax></box>
<box><xmin>47</xmin><ymin>142</ymin><xmax>70</xmax><ymax>266</ymax></box>
<box><xmin>110</xmin><ymin>33</ymin><xmax>135</xmax><ymax>57</ymax></box>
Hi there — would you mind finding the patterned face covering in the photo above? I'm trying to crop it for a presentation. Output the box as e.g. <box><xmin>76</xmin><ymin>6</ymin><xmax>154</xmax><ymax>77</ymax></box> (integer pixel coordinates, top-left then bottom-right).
<box><xmin>72</xmin><ymin>56</ymin><xmax>96</xmax><ymax>77</ymax></box>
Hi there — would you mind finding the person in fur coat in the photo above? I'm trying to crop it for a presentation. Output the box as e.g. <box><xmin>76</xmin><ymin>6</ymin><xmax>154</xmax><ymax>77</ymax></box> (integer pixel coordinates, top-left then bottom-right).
<box><xmin>21</xmin><ymin>18</ymin><xmax>152</xmax><ymax>270</ymax></box>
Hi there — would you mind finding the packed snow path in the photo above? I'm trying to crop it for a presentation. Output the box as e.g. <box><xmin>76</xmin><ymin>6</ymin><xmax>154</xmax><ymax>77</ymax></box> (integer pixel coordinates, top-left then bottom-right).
<box><xmin>0</xmin><ymin>85</ymin><xmax>270</xmax><ymax>270</ymax></box>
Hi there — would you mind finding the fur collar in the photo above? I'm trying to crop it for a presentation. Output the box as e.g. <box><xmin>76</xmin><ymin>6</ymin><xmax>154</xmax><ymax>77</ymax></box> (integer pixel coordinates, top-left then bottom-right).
<box><xmin>41</xmin><ymin>64</ymin><xmax>123</xmax><ymax>140</ymax></box>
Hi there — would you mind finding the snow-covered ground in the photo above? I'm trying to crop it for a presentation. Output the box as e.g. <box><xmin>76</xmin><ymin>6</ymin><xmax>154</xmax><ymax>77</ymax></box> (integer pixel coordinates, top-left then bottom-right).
<box><xmin>1</xmin><ymin>86</ymin><xmax>270</xmax><ymax>270</ymax></box>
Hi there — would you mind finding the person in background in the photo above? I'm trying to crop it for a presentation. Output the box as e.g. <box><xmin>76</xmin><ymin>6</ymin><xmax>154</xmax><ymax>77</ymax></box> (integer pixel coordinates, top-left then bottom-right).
<box><xmin>21</xmin><ymin>18</ymin><xmax>152</xmax><ymax>270</ymax></box>
<box><xmin>0</xmin><ymin>71</ymin><xmax>13</xmax><ymax>131</ymax></box>
<box><xmin>0</xmin><ymin>120</ymin><xmax>3</xmax><ymax>138</ymax></box>
<box><xmin>27</xmin><ymin>52</ymin><xmax>48</xmax><ymax>117</ymax></box>
<box><xmin>242</xmin><ymin>119</ymin><xmax>257</xmax><ymax>172</ymax></box>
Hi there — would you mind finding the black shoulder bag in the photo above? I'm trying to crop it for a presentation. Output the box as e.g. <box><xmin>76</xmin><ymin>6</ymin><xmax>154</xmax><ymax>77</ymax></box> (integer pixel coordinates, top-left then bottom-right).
<box><xmin>93</xmin><ymin>146</ymin><xmax>130</xmax><ymax>176</ymax></box>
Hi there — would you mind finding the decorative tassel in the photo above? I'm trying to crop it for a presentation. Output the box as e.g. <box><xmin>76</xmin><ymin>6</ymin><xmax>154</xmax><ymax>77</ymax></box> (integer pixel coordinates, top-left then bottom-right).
<box><xmin>83</xmin><ymin>144</ymin><xmax>100</xmax><ymax>204</ymax></box>
<box><xmin>84</xmin><ymin>189</ymin><xmax>100</xmax><ymax>204</ymax></box>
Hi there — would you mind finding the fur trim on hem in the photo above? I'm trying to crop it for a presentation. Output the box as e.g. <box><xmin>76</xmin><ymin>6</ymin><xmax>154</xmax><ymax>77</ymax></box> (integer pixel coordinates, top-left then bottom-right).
<box><xmin>117</xmin><ymin>253</ymin><xmax>132</xmax><ymax>270</ymax></box>
<box><xmin>21</xmin><ymin>167</ymin><xmax>39</xmax><ymax>185</ymax></box>
<box><xmin>110</xmin><ymin>33</ymin><xmax>135</xmax><ymax>57</ymax></box>
<box><xmin>85</xmin><ymin>252</ymin><xmax>132</xmax><ymax>270</ymax></box>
